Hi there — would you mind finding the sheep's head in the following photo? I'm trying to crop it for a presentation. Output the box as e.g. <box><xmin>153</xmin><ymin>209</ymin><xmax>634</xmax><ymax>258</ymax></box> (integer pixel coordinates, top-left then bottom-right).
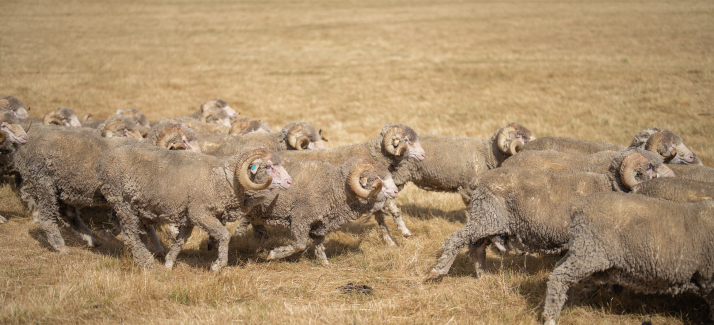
<box><xmin>644</xmin><ymin>129</ymin><xmax>695</xmax><ymax>165</ymax></box>
<box><xmin>0</xmin><ymin>121</ymin><xmax>29</xmax><ymax>144</ymax></box>
<box><xmin>381</xmin><ymin>124</ymin><xmax>425</xmax><ymax>161</ymax></box>
<box><xmin>101</xmin><ymin>116</ymin><xmax>144</xmax><ymax>139</ymax></box>
<box><xmin>229</xmin><ymin>118</ymin><xmax>272</xmax><ymax>136</ymax></box>
<box><xmin>155</xmin><ymin>124</ymin><xmax>202</xmax><ymax>153</ymax></box>
<box><xmin>43</xmin><ymin>107</ymin><xmax>83</xmax><ymax>127</ymax></box>
<box><xmin>283</xmin><ymin>121</ymin><xmax>326</xmax><ymax>150</ymax></box>
<box><xmin>115</xmin><ymin>108</ymin><xmax>150</xmax><ymax>136</ymax></box>
<box><xmin>201</xmin><ymin>107</ymin><xmax>232</xmax><ymax>127</ymax></box>
<box><xmin>347</xmin><ymin>157</ymin><xmax>399</xmax><ymax>199</ymax></box>
<box><xmin>614</xmin><ymin>149</ymin><xmax>675</xmax><ymax>190</ymax></box>
<box><xmin>239</xmin><ymin>148</ymin><xmax>292</xmax><ymax>190</ymax></box>
<box><xmin>201</xmin><ymin>98</ymin><xmax>239</xmax><ymax>120</ymax></box>
<box><xmin>0</xmin><ymin>96</ymin><xmax>29</xmax><ymax>119</ymax></box>
<box><xmin>493</xmin><ymin>123</ymin><xmax>535</xmax><ymax>156</ymax></box>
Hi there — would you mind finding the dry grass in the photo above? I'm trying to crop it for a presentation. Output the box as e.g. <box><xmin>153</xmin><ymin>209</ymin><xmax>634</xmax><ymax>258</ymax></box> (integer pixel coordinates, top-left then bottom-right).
<box><xmin>1</xmin><ymin>0</ymin><xmax>713</xmax><ymax>323</ymax></box>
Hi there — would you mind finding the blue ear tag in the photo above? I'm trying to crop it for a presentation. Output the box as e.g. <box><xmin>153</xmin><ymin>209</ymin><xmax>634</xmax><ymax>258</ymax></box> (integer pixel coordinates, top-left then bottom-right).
<box><xmin>251</xmin><ymin>165</ymin><xmax>258</xmax><ymax>171</ymax></box>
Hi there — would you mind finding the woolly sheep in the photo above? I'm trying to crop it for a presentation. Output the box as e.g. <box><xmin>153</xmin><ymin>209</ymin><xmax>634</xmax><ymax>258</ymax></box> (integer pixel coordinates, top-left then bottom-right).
<box><xmin>96</xmin><ymin>146</ymin><xmax>292</xmax><ymax>271</ymax></box>
<box><xmin>229</xmin><ymin>118</ymin><xmax>273</xmax><ymax>136</ymax></box>
<box><xmin>428</xmin><ymin>149</ymin><xmax>674</xmax><ymax>279</ymax></box>
<box><xmin>20</xmin><ymin>107</ymin><xmax>89</xmax><ymax>129</ymax></box>
<box><xmin>631</xmin><ymin>177</ymin><xmax>714</xmax><ymax>203</ymax></box>
<box><xmin>0</xmin><ymin>96</ymin><xmax>30</xmax><ymax>119</ymax></box>
<box><xmin>244</xmin><ymin>157</ymin><xmax>398</xmax><ymax>264</ymax></box>
<box><xmin>201</xmin><ymin>121</ymin><xmax>326</xmax><ymax>157</ymax></box>
<box><xmin>542</xmin><ymin>193</ymin><xmax>714</xmax><ymax>324</ymax></box>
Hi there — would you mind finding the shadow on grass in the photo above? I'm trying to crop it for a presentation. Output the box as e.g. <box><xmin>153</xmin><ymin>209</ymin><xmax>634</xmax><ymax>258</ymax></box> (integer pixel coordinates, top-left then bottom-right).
<box><xmin>397</xmin><ymin>203</ymin><xmax>468</xmax><ymax>224</ymax></box>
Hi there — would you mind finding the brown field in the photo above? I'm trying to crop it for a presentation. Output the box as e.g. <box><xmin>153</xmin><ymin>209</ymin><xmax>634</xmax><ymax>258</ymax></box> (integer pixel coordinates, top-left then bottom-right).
<box><xmin>1</xmin><ymin>0</ymin><xmax>713</xmax><ymax>324</ymax></box>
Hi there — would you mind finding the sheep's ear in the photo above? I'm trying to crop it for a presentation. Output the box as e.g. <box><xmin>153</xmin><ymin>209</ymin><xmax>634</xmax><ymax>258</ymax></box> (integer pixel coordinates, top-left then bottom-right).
<box><xmin>360</xmin><ymin>176</ymin><xmax>368</xmax><ymax>187</ymax></box>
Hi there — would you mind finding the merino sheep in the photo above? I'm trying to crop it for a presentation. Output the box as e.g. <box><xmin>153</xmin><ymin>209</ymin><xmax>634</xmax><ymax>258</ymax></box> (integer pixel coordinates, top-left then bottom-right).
<box><xmin>15</xmin><ymin>122</ymin><xmax>200</xmax><ymax>253</ymax></box>
<box><xmin>667</xmin><ymin>164</ymin><xmax>714</xmax><ymax>183</ymax></box>
<box><xmin>96</xmin><ymin>146</ymin><xmax>292</xmax><ymax>271</ymax></box>
<box><xmin>520</xmin><ymin>136</ymin><xmax>625</xmax><ymax>155</ymax></box>
<box><xmin>631</xmin><ymin>177</ymin><xmax>714</xmax><ymax>203</ymax></box>
<box><xmin>542</xmin><ymin>193</ymin><xmax>714</xmax><ymax>324</ymax></box>
<box><xmin>178</xmin><ymin>98</ymin><xmax>238</xmax><ymax>121</ymax></box>
<box><xmin>244</xmin><ymin>157</ymin><xmax>398</xmax><ymax>264</ymax></box>
<box><xmin>20</xmin><ymin>107</ymin><xmax>89</xmax><ymax>129</ymax></box>
<box><xmin>0</xmin><ymin>96</ymin><xmax>30</xmax><ymax>119</ymax></box>
<box><xmin>279</xmin><ymin>123</ymin><xmax>425</xmax><ymax>245</ymax></box>
<box><xmin>229</xmin><ymin>118</ymin><xmax>272</xmax><ymax>136</ymax></box>
<box><xmin>428</xmin><ymin>149</ymin><xmax>674</xmax><ymax>279</ymax></box>
<box><xmin>0</xmin><ymin>113</ymin><xmax>31</xmax><ymax>175</ymax></box>
<box><xmin>84</xmin><ymin>108</ymin><xmax>152</xmax><ymax>137</ymax></box>
<box><xmin>201</xmin><ymin>121</ymin><xmax>326</xmax><ymax>157</ymax></box>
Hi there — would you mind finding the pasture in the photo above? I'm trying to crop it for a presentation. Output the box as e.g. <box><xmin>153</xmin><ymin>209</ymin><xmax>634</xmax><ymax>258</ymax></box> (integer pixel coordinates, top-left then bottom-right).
<box><xmin>1</xmin><ymin>0</ymin><xmax>713</xmax><ymax>323</ymax></box>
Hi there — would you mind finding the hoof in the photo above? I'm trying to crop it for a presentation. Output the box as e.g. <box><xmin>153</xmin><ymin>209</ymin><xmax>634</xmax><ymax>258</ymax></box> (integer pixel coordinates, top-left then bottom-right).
<box><xmin>402</xmin><ymin>232</ymin><xmax>412</xmax><ymax>238</ymax></box>
<box><xmin>164</xmin><ymin>261</ymin><xmax>174</xmax><ymax>269</ymax></box>
<box><xmin>210</xmin><ymin>263</ymin><xmax>225</xmax><ymax>272</ymax></box>
<box><xmin>155</xmin><ymin>251</ymin><xmax>166</xmax><ymax>258</ymax></box>
<box><xmin>266</xmin><ymin>251</ymin><xmax>275</xmax><ymax>261</ymax></box>
<box><xmin>0</xmin><ymin>216</ymin><xmax>7</xmax><ymax>224</ymax></box>
<box><xmin>428</xmin><ymin>268</ymin><xmax>442</xmax><ymax>280</ymax></box>
<box><xmin>58</xmin><ymin>246</ymin><xmax>70</xmax><ymax>254</ymax></box>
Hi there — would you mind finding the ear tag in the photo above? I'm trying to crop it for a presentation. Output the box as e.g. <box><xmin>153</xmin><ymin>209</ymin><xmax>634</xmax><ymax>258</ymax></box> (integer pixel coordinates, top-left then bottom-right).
<box><xmin>251</xmin><ymin>165</ymin><xmax>258</xmax><ymax>174</ymax></box>
<box><xmin>633</xmin><ymin>172</ymin><xmax>637</xmax><ymax>177</ymax></box>
<box><xmin>360</xmin><ymin>177</ymin><xmax>368</xmax><ymax>186</ymax></box>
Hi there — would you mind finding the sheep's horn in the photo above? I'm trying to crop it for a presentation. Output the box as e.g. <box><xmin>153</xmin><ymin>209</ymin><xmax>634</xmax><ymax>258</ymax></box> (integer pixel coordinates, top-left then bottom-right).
<box><xmin>507</xmin><ymin>138</ymin><xmax>523</xmax><ymax>156</ymax></box>
<box><xmin>237</xmin><ymin>149</ymin><xmax>272</xmax><ymax>191</ymax></box>
<box><xmin>169</xmin><ymin>142</ymin><xmax>186</xmax><ymax>150</ymax></box>
<box><xmin>644</xmin><ymin>131</ymin><xmax>674</xmax><ymax>161</ymax></box>
<box><xmin>496</xmin><ymin>124</ymin><xmax>518</xmax><ymax>154</ymax></box>
<box><xmin>24</xmin><ymin>120</ymin><xmax>32</xmax><ymax>133</ymax></box>
<box><xmin>383</xmin><ymin>127</ymin><xmax>407</xmax><ymax>156</ymax></box>
<box><xmin>620</xmin><ymin>152</ymin><xmax>647</xmax><ymax>189</ymax></box>
<box><xmin>287</xmin><ymin>125</ymin><xmax>305</xmax><ymax>149</ymax></box>
<box><xmin>82</xmin><ymin>114</ymin><xmax>92</xmax><ymax>124</ymax></box>
<box><xmin>656</xmin><ymin>164</ymin><xmax>675</xmax><ymax>178</ymax></box>
<box><xmin>43</xmin><ymin>114</ymin><xmax>63</xmax><ymax>126</ymax></box>
<box><xmin>349</xmin><ymin>162</ymin><xmax>382</xmax><ymax>199</ymax></box>
<box><xmin>319</xmin><ymin>129</ymin><xmax>329</xmax><ymax>142</ymax></box>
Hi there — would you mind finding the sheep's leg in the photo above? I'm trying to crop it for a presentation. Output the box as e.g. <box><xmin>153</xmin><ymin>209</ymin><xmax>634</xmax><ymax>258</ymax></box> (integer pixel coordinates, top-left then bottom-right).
<box><xmin>61</xmin><ymin>205</ymin><xmax>100</xmax><ymax>248</ymax></box>
<box><xmin>193</xmin><ymin>215</ymin><xmax>231</xmax><ymax>272</ymax></box>
<box><xmin>0</xmin><ymin>215</ymin><xmax>6</xmax><ymax>224</ymax></box>
<box><xmin>374</xmin><ymin>211</ymin><xmax>397</xmax><ymax>246</ymax></box>
<box><xmin>114</xmin><ymin>202</ymin><xmax>155</xmax><ymax>269</ymax></box>
<box><xmin>164</xmin><ymin>224</ymin><xmax>194</xmax><ymax>270</ymax></box>
<box><xmin>142</xmin><ymin>224</ymin><xmax>165</xmax><ymax>258</ymax></box>
<box><xmin>385</xmin><ymin>200</ymin><xmax>412</xmax><ymax>237</ymax></box>
<box><xmin>36</xmin><ymin>189</ymin><xmax>68</xmax><ymax>254</ymax></box>
<box><xmin>267</xmin><ymin>222</ymin><xmax>309</xmax><ymax>261</ymax></box>
<box><xmin>232</xmin><ymin>217</ymin><xmax>252</xmax><ymax>237</ymax></box>
<box><xmin>429</xmin><ymin>225</ymin><xmax>491</xmax><ymax>279</ymax></box>
<box><xmin>467</xmin><ymin>239</ymin><xmax>489</xmax><ymax>278</ymax></box>
<box><xmin>310</xmin><ymin>234</ymin><xmax>328</xmax><ymax>265</ymax></box>
<box><xmin>542</xmin><ymin>251</ymin><xmax>608</xmax><ymax>325</ymax></box>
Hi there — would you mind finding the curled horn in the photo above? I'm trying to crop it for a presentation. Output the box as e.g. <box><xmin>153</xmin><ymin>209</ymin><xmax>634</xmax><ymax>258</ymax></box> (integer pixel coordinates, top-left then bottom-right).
<box><xmin>620</xmin><ymin>152</ymin><xmax>647</xmax><ymax>189</ymax></box>
<box><xmin>43</xmin><ymin>114</ymin><xmax>63</xmax><ymax>126</ymax></box>
<box><xmin>349</xmin><ymin>162</ymin><xmax>383</xmax><ymax>199</ymax></box>
<box><xmin>169</xmin><ymin>142</ymin><xmax>186</xmax><ymax>150</ymax></box>
<box><xmin>644</xmin><ymin>131</ymin><xmax>675</xmax><ymax>161</ymax></box>
<box><xmin>237</xmin><ymin>149</ymin><xmax>272</xmax><ymax>191</ymax></box>
<box><xmin>383</xmin><ymin>127</ymin><xmax>407</xmax><ymax>156</ymax></box>
<box><xmin>0</xmin><ymin>130</ymin><xmax>6</xmax><ymax>144</ymax></box>
<box><xmin>496</xmin><ymin>124</ymin><xmax>517</xmax><ymax>154</ymax></box>
<box><xmin>81</xmin><ymin>114</ymin><xmax>92</xmax><ymax>125</ymax></box>
<box><xmin>24</xmin><ymin>120</ymin><xmax>32</xmax><ymax>133</ymax></box>
<box><xmin>508</xmin><ymin>138</ymin><xmax>523</xmax><ymax>156</ymax></box>
<box><xmin>287</xmin><ymin>125</ymin><xmax>309</xmax><ymax>150</ymax></box>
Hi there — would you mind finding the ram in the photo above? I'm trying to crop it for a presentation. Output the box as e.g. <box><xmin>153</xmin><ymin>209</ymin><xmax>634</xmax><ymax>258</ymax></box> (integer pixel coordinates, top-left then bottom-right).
<box><xmin>201</xmin><ymin>121</ymin><xmax>326</xmax><ymax>157</ymax></box>
<box><xmin>96</xmin><ymin>146</ymin><xmax>292</xmax><ymax>271</ymax></box>
<box><xmin>0</xmin><ymin>96</ymin><xmax>30</xmax><ymax>119</ymax></box>
<box><xmin>542</xmin><ymin>192</ymin><xmax>714</xmax><ymax>324</ymax></box>
<box><xmin>428</xmin><ymin>149</ymin><xmax>673</xmax><ymax>279</ymax></box>
<box><xmin>244</xmin><ymin>157</ymin><xmax>398</xmax><ymax>264</ymax></box>
<box><xmin>21</xmin><ymin>107</ymin><xmax>89</xmax><ymax>129</ymax></box>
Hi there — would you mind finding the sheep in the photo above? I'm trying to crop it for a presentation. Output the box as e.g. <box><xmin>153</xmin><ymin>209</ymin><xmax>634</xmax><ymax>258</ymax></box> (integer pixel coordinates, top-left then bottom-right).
<box><xmin>667</xmin><ymin>164</ymin><xmax>714</xmax><ymax>183</ymax></box>
<box><xmin>521</xmin><ymin>127</ymin><xmax>700</xmax><ymax>165</ymax></box>
<box><xmin>14</xmin><ymin>122</ymin><xmax>200</xmax><ymax>253</ymax></box>
<box><xmin>96</xmin><ymin>146</ymin><xmax>292</xmax><ymax>271</ymax></box>
<box><xmin>391</xmin><ymin>123</ymin><xmax>535</xmax><ymax>206</ymax></box>
<box><xmin>631</xmin><ymin>177</ymin><xmax>714</xmax><ymax>203</ymax></box>
<box><xmin>229</xmin><ymin>118</ymin><xmax>272</xmax><ymax>136</ymax></box>
<box><xmin>201</xmin><ymin>121</ymin><xmax>327</xmax><ymax>158</ymax></box>
<box><xmin>542</xmin><ymin>193</ymin><xmax>714</xmax><ymax>324</ymax></box>
<box><xmin>84</xmin><ymin>108</ymin><xmax>151</xmax><ymax>137</ymax></box>
<box><xmin>163</xmin><ymin>109</ymin><xmax>232</xmax><ymax>134</ymax></box>
<box><xmin>278</xmin><ymin>123</ymin><xmax>425</xmax><ymax>245</ymax></box>
<box><xmin>0</xmin><ymin>96</ymin><xmax>30</xmax><ymax>119</ymax></box>
<box><xmin>20</xmin><ymin>107</ymin><xmax>89</xmax><ymax>129</ymax></box>
<box><xmin>504</xmin><ymin>127</ymin><xmax>701</xmax><ymax>175</ymax></box>
<box><xmin>428</xmin><ymin>149</ymin><xmax>674</xmax><ymax>279</ymax></box>
<box><xmin>244</xmin><ymin>156</ymin><xmax>398</xmax><ymax>264</ymax></box>
<box><xmin>0</xmin><ymin>113</ymin><xmax>31</xmax><ymax>175</ymax></box>
<box><xmin>179</xmin><ymin>98</ymin><xmax>238</xmax><ymax>121</ymax></box>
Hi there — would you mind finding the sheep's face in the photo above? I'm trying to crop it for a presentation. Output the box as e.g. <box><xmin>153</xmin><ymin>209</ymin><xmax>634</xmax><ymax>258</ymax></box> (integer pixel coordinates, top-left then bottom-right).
<box><xmin>358</xmin><ymin>160</ymin><xmax>398</xmax><ymax>199</ymax></box>
<box><xmin>203</xmin><ymin>98</ymin><xmax>239</xmax><ymax>120</ymax></box>
<box><xmin>102</xmin><ymin>117</ymin><xmax>144</xmax><ymax>139</ymax></box>
<box><xmin>495</xmin><ymin>123</ymin><xmax>535</xmax><ymax>156</ymax></box>
<box><xmin>382</xmin><ymin>124</ymin><xmax>425</xmax><ymax>161</ymax></box>
<box><xmin>250</xmin><ymin>157</ymin><xmax>292</xmax><ymax>190</ymax></box>
<box><xmin>285</xmin><ymin>122</ymin><xmax>325</xmax><ymax>150</ymax></box>
<box><xmin>205</xmin><ymin>108</ymin><xmax>232</xmax><ymax>127</ymax></box>
<box><xmin>116</xmin><ymin>108</ymin><xmax>150</xmax><ymax>127</ymax></box>
<box><xmin>1</xmin><ymin>96</ymin><xmax>29</xmax><ymax>119</ymax></box>
<box><xmin>230</xmin><ymin>119</ymin><xmax>272</xmax><ymax>136</ymax></box>
<box><xmin>303</xmin><ymin>124</ymin><xmax>326</xmax><ymax>150</ymax></box>
<box><xmin>1</xmin><ymin>122</ymin><xmax>28</xmax><ymax>144</ymax></box>
<box><xmin>618</xmin><ymin>150</ymin><xmax>675</xmax><ymax>189</ymax></box>
<box><xmin>45</xmin><ymin>108</ymin><xmax>82</xmax><ymax>127</ymax></box>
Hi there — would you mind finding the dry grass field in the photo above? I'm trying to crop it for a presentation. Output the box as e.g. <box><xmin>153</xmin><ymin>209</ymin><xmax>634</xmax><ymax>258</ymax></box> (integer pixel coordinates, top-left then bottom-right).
<box><xmin>1</xmin><ymin>0</ymin><xmax>713</xmax><ymax>323</ymax></box>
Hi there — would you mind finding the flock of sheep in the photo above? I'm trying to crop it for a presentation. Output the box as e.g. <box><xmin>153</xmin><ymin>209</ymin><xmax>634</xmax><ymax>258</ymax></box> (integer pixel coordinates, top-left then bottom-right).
<box><xmin>1</xmin><ymin>95</ymin><xmax>713</xmax><ymax>324</ymax></box>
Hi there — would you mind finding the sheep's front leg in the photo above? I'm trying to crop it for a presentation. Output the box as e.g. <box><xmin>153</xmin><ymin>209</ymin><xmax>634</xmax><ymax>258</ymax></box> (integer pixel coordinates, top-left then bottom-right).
<box><xmin>374</xmin><ymin>211</ymin><xmax>397</xmax><ymax>246</ymax></box>
<box><xmin>267</xmin><ymin>221</ymin><xmax>309</xmax><ymax>261</ymax></box>
<box><xmin>310</xmin><ymin>234</ymin><xmax>328</xmax><ymax>265</ymax></box>
<box><xmin>142</xmin><ymin>223</ymin><xmax>165</xmax><ymax>258</ymax></box>
<box><xmin>164</xmin><ymin>224</ymin><xmax>194</xmax><ymax>270</ymax></box>
<box><xmin>385</xmin><ymin>200</ymin><xmax>412</xmax><ymax>237</ymax></box>
<box><xmin>114</xmin><ymin>202</ymin><xmax>155</xmax><ymax>269</ymax></box>
<box><xmin>192</xmin><ymin>214</ymin><xmax>231</xmax><ymax>272</ymax></box>
<box><xmin>467</xmin><ymin>240</ymin><xmax>489</xmax><ymax>278</ymax></box>
<box><xmin>36</xmin><ymin>188</ymin><xmax>68</xmax><ymax>254</ymax></box>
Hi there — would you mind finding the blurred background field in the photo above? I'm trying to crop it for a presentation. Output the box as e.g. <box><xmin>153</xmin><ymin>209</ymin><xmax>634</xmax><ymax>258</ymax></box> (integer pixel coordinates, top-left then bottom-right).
<box><xmin>1</xmin><ymin>0</ymin><xmax>712</xmax><ymax>323</ymax></box>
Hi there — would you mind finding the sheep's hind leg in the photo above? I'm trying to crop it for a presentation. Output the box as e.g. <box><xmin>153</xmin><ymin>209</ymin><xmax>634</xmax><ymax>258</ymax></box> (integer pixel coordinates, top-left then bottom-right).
<box><xmin>36</xmin><ymin>189</ymin><xmax>69</xmax><ymax>254</ymax></box>
<box><xmin>467</xmin><ymin>239</ymin><xmax>489</xmax><ymax>278</ymax></box>
<box><xmin>429</xmin><ymin>224</ymin><xmax>484</xmax><ymax>279</ymax></box>
<box><xmin>385</xmin><ymin>200</ymin><xmax>412</xmax><ymax>237</ymax></box>
<box><xmin>267</xmin><ymin>222</ymin><xmax>309</xmax><ymax>261</ymax></box>
<box><xmin>374</xmin><ymin>211</ymin><xmax>397</xmax><ymax>246</ymax></box>
<box><xmin>164</xmin><ymin>224</ymin><xmax>194</xmax><ymax>270</ymax></box>
<box><xmin>193</xmin><ymin>214</ymin><xmax>231</xmax><ymax>272</ymax></box>
<box><xmin>61</xmin><ymin>205</ymin><xmax>100</xmax><ymax>248</ymax></box>
<box><xmin>142</xmin><ymin>223</ymin><xmax>165</xmax><ymax>258</ymax></box>
<box><xmin>114</xmin><ymin>202</ymin><xmax>155</xmax><ymax>269</ymax></box>
<box><xmin>310</xmin><ymin>234</ymin><xmax>328</xmax><ymax>265</ymax></box>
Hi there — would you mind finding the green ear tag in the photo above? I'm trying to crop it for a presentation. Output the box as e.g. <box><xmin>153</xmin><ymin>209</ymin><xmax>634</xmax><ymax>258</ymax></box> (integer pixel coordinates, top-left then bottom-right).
<box><xmin>633</xmin><ymin>172</ymin><xmax>637</xmax><ymax>177</ymax></box>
